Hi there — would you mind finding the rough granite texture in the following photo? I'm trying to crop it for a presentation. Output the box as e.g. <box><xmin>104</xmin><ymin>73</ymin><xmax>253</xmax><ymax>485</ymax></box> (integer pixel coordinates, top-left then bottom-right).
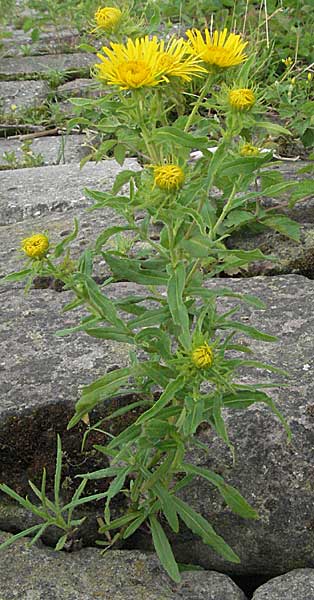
<box><xmin>0</xmin><ymin>53</ymin><xmax>93</xmax><ymax>77</ymax></box>
<box><xmin>1</xmin><ymin>275</ymin><xmax>314</xmax><ymax>577</ymax></box>
<box><xmin>0</xmin><ymin>80</ymin><xmax>50</xmax><ymax>113</ymax></box>
<box><xmin>228</xmin><ymin>223</ymin><xmax>314</xmax><ymax>278</ymax></box>
<box><xmin>252</xmin><ymin>569</ymin><xmax>314</xmax><ymax>599</ymax></box>
<box><xmin>56</xmin><ymin>78</ymin><xmax>105</xmax><ymax>99</ymax></box>
<box><xmin>0</xmin><ymin>134</ymin><xmax>89</xmax><ymax>167</ymax></box>
<box><xmin>0</xmin><ymin>532</ymin><xmax>247</xmax><ymax>600</ymax></box>
<box><xmin>0</xmin><ymin>159</ymin><xmax>140</xmax><ymax>225</ymax></box>
<box><xmin>1</xmin><ymin>28</ymin><xmax>80</xmax><ymax>57</ymax></box>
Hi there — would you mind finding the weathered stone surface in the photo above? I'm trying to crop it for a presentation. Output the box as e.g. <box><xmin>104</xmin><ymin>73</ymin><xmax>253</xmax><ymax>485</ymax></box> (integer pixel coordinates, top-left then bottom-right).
<box><xmin>0</xmin><ymin>209</ymin><xmax>117</xmax><ymax>278</ymax></box>
<box><xmin>163</xmin><ymin>275</ymin><xmax>314</xmax><ymax>576</ymax></box>
<box><xmin>0</xmin><ymin>134</ymin><xmax>89</xmax><ymax>168</ymax></box>
<box><xmin>259</xmin><ymin>160</ymin><xmax>314</xmax><ymax>223</ymax></box>
<box><xmin>252</xmin><ymin>569</ymin><xmax>314</xmax><ymax>599</ymax></box>
<box><xmin>0</xmin><ymin>53</ymin><xmax>93</xmax><ymax>78</ymax></box>
<box><xmin>0</xmin><ymin>80</ymin><xmax>49</xmax><ymax>113</ymax></box>
<box><xmin>0</xmin><ymin>532</ymin><xmax>247</xmax><ymax>600</ymax></box>
<box><xmin>1</xmin><ymin>28</ymin><xmax>80</xmax><ymax>57</ymax></box>
<box><xmin>0</xmin><ymin>158</ymin><xmax>140</xmax><ymax>225</ymax></box>
<box><xmin>1</xmin><ymin>274</ymin><xmax>314</xmax><ymax>578</ymax></box>
<box><xmin>227</xmin><ymin>223</ymin><xmax>314</xmax><ymax>278</ymax></box>
<box><xmin>56</xmin><ymin>78</ymin><xmax>104</xmax><ymax>99</ymax></box>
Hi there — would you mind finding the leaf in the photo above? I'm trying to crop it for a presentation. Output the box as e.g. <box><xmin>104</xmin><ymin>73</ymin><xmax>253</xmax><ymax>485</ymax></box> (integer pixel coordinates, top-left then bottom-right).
<box><xmin>128</xmin><ymin>307</ymin><xmax>170</xmax><ymax>329</ymax></box>
<box><xmin>212</xmin><ymin>395</ymin><xmax>234</xmax><ymax>457</ymax></box>
<box><xmin>123</xmin><ymin>513</ymin><xmax>147</xmax><ymax>538</ymax></box>
<box><xmin>68</xmin><ymin>367</ymin><xmax>132</xmax><ymax>428</ymax></box>
<box><xmin>77</xmin><ymin>466</ymin><xmax>123</xmax><ymax>480</ymax></box>
<box><xmin>0</xmin><ymin>269</ymin><xmax>32</xmax><ymax>283</ymax></box>
<box><xmin>219</xmin><ymin>320</ymin><xmax>277</xmax><ymax>342</ymax></box>
<box><xmin>181</xmin><ymin>464</ymin><xmax>258</xmax><ymax>519</ymax></box>
<box><xmin>255</xmin><ymin>121</ymin><xmax>292</xmax><ymax>136</ymax></box>
<box><xmin>172</xmin><ymin>497</ymin><xmax>240</xmax><ymax>563</ymax></box>
<box><xmin>136</xmin><ymin>373</ymin><xmax>186</xmax><ymax>424</ymax></box>
<box><xmin>224</xmin><ymin>210</ymin><xmax>255</xmax><ymax>228</ymax></box>
<box><xmin>113</xmin><ymin>143</ymin><xmax>126</xmax><ymax>166</ymax></box>
<box><xmin>95</xmin><ymin>226</ymin><xmax>135</xmax><ymax>253</ymax></box>
<box><xmin>54</xmin><ymin>218</ymin><xmax>79</xmax><ymax>258</ymax></box>
<box><xmin>112</xmin><ymin>170</ymin><xmax>137</xmax><ymax>195</ymax></box>
<box><xmin>167</xmin><ymin>263</ymin><xmax>191</xmax><ymax>349</ymax></box>
<box><xmin>152</xmin><ymin>481</ymin><xmax>179</xmax><ymax>533</ymax></box>
<box><xmin>55</xmin><ymin>534</ymin><xmax>68</xmax><ymax>551</ymax></box>
<box><xmin>153</xmin><ymin>126</ymin><xmax>209</xmax><ymax>150</ymax></box>
<box><xmin>104</xmin><ymin>253</ymin><xmax>168</xmax><ymax>286</ymax></box>
<box><xmin>261</xmin><ymin>215</ymin><xmax>300</xmax><ymax>241</ymax></box>
<box><xmin>54</xmin><ymin>434</ymin><xmax>62</xmax><ymax>509</ymax></box>
<box><xmin>82</xmin><ymin>276</ymin><xmax>127</xmax><ymax>329</ymax></box>
<box><xmin>84</xmin><ymin>327</ymin><xmax>135</xmax><ymax>344</ymax></box>
<box><xmin>0</xmin><ymin>525</ymin><xmax>44</xmax><ymax>551</ymax></box>
<box><xmin>180</xmin><ymin>235</ymin><xmax>215</xmax><ymax>258</ymax></box>
<box><xmin>149</xmin><ymin>515</ymin><xmax>181</xmax><ymax>583</ymax></box>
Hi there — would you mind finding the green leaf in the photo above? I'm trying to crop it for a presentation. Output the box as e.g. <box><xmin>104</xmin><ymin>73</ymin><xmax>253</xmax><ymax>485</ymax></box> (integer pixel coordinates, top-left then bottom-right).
<box><xmin>104</xmin><ymin>253</ymin><xmax>168</xmax><ymax>286</ymax></box>
<box><xmin>68</xmin><ymin>367</ymin><xmax>132</xmax><ymax>428</ymax></box>
<box><xmin>219</xmin><ymin>320</ymin><xmax>277</xmax><ymax>342</ymax></box>
<box><xmin>99</xmin><ymin>512</ymin><xmax>140</xmax><ymax>532</ymax></box>
<box><xmin>0</xmin><ymin>525</ymin><xmax>44</xmax><ymax>551</ymax></box>
<box><xmin>136</xmin><ymin>373</ymin><xmax>186</xmax><ymax>424</ymax></box>
<box><xmin>112</xmin><ymin>170</ymin><xmax>137</xmax><ymax>195</ymax></box>
<box><xmin>261</xmin><ymin>215</ymin><xmax>300</xmax><ymax>241</ymax></box>
<box><xmin>128</xmin><ymin>307</ymin><xmax>170</xmax><ymax>329</ymax></box>
<box><xmin>77</xmin><ymin>466</ymin><xmax>123</xmax><ymax>480</ymax></box>
<box><xmin>82</xmin><ymin>276</ymin><xmax>127</xmax><ymax>329</ymax></box>
<box><xmin>54</xmin><ymin>218</ymin><xmax>79</xmax><ymax>258</ymax></box>
<box><xmin>0</xmin><ymin>269</ymin><xmax>32</xmax><ymax>283</ymax></box>
<box><xmin>152</xmin><ymin>481</ymin><xmax>179</xmax><ymax>533</ymax></box>
<box><xmin>167</xmin><ymin>263</ymin><xmax>191</xmax><ymax>349</ymax></box>
<box><xmin>255</xmin><ymin>121</ymin><xmax>292</xmax><ymax>136</ymax></box>
<box><xmin>113</xmin><ymin>143</ymin><xmax>126</xmax><ymax>166</ymax></box>
<box><xmin>181</xmin><ymin>464</ymin><xmax>258</xmax><ymax>519</ymax></box>
<box><xmin>213</xmin><ymin>395</ymin><xmax>234</xmax><ymax>457</ymax></box>
<box><xmin>95</xmin><ymin>226</ymin><xmax>135</xmax><ymax>253</ymax></box>
<box><xmin>54</xmin><ymin>434</ymin><xmax>62</xmax><ymax>509</ymax></box>
<box><xmin>123</xmin><ymin>513</ymin><xmax>147</xmax><ymax>538</ymax></box>
<box><xmin>153</xmin><ymin>126</ymin><xmax>209</xmax><ymax>150</ymax></box>
<box><xmin>84</xmin><ymin>327</ymin><xmax>135</xmax><ymax>344</ymax></box>
<box><xmin>55</xmin><ymin>534</ymin><xmax>68</xmax><ymax>551</ymax></box>
<box><xmin>224</xmin><ymin>210</ymin><xmax>254</xmax><ymax>228</ymax></box>
<box><xmin>149</xmin><ymin>515</ymin><xmax>181</xmax><ymax>583</ymax></box>
<box><xmin>180</xmin><ymin>235</ymin><xmax>215</xmax><ymax>258</ymax></box>
<box><xmin>173</xmin><ymin>497</ymin><xmax>240</xmax><ymax>563</ymax></box>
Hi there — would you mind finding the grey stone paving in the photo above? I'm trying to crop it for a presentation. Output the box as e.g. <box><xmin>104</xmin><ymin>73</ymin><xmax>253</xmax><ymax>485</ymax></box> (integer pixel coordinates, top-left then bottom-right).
<box><xmin>1</xmin><ymin>28</ymin><xmax>80</xmax><ymax>57</ymax></box>
<box><xmin>0</xmin><ymin>80</ymin><xmax>50</xmax><ymax>113</ymax></box>
<box><xmin>0</xmin><ymin>133</ymin><xmax>89</xmax><ymax>168</ymax></box>
<box><xmin>0</xmin><ymin>533</ymin><xmax>247</xmax><ymax>600</ymax></box>
<box><xmin>56</xmin><ymin>78</ymin><xmax>105</xmax><ymax>99</ymax></box>
<box><xmin>0</xmin><ymin>53</ymin><xmax>93</xmax><ymax>78</ymax></box>
<box><xmin>252</xmin><ymin>569</ymin><xmax>314</xmax><ymax>600</ymax></box>
<box><xmin>0</xmin><ymin>159</ymin><xmax>140</xmax><ymax>225</ymax></box>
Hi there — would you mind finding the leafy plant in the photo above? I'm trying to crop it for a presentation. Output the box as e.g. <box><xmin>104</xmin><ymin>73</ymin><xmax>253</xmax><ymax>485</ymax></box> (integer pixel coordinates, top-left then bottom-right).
<box><xmin>1</xmin><ymin>4</ymin><xmax>311</xmax><ymax>583</ymax></box>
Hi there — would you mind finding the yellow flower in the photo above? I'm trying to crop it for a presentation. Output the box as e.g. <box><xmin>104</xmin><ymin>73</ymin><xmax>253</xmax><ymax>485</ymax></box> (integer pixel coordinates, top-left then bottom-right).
<box><xmin>21</xmin><ymin>234</ymin><xmax>49</xmax><ymax>259</ymax></box>
<box><xmin>228</xmin><ymin>88</ymin><xmax>255</xmax><ymax>110</ymax></box>
<box><xmin>191</xmin><ymin>343</ymin><xmax>214</xmax><ymax>368</ymax></box>
<box><xmin>157</xmin><ymin>37</ymin><xmax>207</xmax><ymax>81</ymax></box>
<box><xmin>186</xmin><ymin>28</ymin><xmax>247</xmax><ymax>69</ymax></box>
<box><xmin>153</xmin><ymin>164</ymin><xmax>185</xmax><ymax>192</ymax></box>
<box><xmin>282</xmin><ymin>56</ymin><xmax>293</xmax><ymax>68</ymax></box>
<box><xmin>308</xmin><ymin>73</ymin><xmax>312</xmax><ymax>82</ymax></box>
<box><xmin>95</xmin><ymin>36</ymin><xmax>168</xmax><ymax>89</ymax></box>
<box><xmin>94</xmin><ymin>6</ymin><xmax>122</xmax><ymax>31</ymax></box>
<box><xmin>240</xmin><ymin>143</ymin><xmax>260</xmax><ymax>157</ymax></box>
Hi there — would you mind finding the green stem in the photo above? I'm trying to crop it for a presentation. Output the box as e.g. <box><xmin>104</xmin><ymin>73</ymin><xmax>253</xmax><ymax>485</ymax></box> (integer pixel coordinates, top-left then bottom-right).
<box><xmin>184</xmin><ymin>74</ymin><xmax>212</xmax><ymax>132</ymax></box>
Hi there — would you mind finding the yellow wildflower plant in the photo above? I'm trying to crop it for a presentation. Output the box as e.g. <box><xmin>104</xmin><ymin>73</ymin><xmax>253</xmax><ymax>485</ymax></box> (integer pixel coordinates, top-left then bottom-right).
<box><xmin>191</xmin><ymin>342</ymin><xmax>214</xmax><ymax>368</ymax></box>
<box><xmin>21</xmin><ymin>233</ymin><xmax>49</xmax><ymax>259</ymax></box>
<box><xmin>95</xmin><ymin>36</ymin><xmax>168</xmax><ymax>89</ymax></box>
<box><xmin>157</xmin><ymin>37</ymin><xmax>207</xmax><ymax>82</ymax></box>
<box><xmin>186</xmin><ymin>28</ymin><xmax>248</xmax><ymax>70</ymax></box>
<box><xmin>153</xmin><ymin>164</ymin><xmax>185</xmax><ymax>192</ymax></box>
<box><xmin>228</xmin><ymin>87</ymin><xmax>256</xmax><ymax>111</ymax></box>
<box><xmin>94</xmin><ymin>6</ymin><xmax>122</xmax><ymax>32</ymax></box>
<box><xmin>240</xmin><ymin>143</ymin><xmax>260</xmax><ymax>156</ymax></box>
<box><xmin>282</xmin><ymin>56</ymin><xmax>293</xmax><ymax>69</ymax></box>
<box><xmin>95</xmin><ymin>35</ymin><xmax>205</xmax><ymax>90</ymax></box>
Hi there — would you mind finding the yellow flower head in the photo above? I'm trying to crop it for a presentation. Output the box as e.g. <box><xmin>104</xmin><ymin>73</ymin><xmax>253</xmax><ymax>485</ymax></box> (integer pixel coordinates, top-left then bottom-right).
<box><xmin>157</xmin><ymin>37</ymin><xmax>207</xmax><ymax>81</ymax></box>
<box><xmin>153</xmin><ymin>164</ymin><xmax>185</xmax><ymax>192</ymax></box>
<box><xmin>240</xmin><ymin>143</ymin><xmax>260</xmax><ymax>157</ymax></box>
<box><xmin>282</xmin><ymin>56</ymin><xmax>293</xmax><ymax>69</ymax></box>
<box><xmin>95</xmin><ymin>36</ymin><xmax>167</xmax><ymax>89</ymax></box>
<box><xmin>186</xmin><ymin>28</ymin><xmax>248</xmax><ymax>69</ymax></box>
<box><xmin>21</xmin><ymin>233</ymin><xmax>49</xmax><ymax>259</ymax></box>
<box><xmin>229</xmin><ymin>88</ymin><xmax>255</xmax><ymax>110</ymax></box>
<box><xmin>192</xmin><ymin>342</ymin><xmax>214</xmax><ymax>369</ymax></box>
<box><xmin>94</xmin><ymin>6</ymin><xmax>122</xmax><ymax>31</ymax></box>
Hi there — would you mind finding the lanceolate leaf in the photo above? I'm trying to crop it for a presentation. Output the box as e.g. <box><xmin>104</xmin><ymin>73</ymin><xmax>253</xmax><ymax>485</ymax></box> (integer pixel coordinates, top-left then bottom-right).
<box><xmin>172</xmin><ymin>496</ymin><xmax>240</xmax><ymax>563</ymax></box>
<box><xmin>149</xmin><ymin>515</ymin><xmax>181</xmax><ymax>583</ymax></box>
<box><xmin>181</xmin><ymin>464</ymin><xmax>258</xmax><ymax>519</ymax></box>
<box><xmin>136</xmin><ymin>373</ymin><xmax>186</xmax><ymax>424</ymax></box>
<box><xmin>167</xmin><ymin>263</ymin><xmax>191</xmax><ymax>349</ymax></box>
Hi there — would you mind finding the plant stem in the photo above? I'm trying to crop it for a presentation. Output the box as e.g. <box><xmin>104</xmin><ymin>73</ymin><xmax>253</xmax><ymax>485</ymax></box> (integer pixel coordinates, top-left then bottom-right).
<box><xmin>184</xmin><ymin>74</ymin><xmax>212</xmax><ymax>132</ymax></box>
